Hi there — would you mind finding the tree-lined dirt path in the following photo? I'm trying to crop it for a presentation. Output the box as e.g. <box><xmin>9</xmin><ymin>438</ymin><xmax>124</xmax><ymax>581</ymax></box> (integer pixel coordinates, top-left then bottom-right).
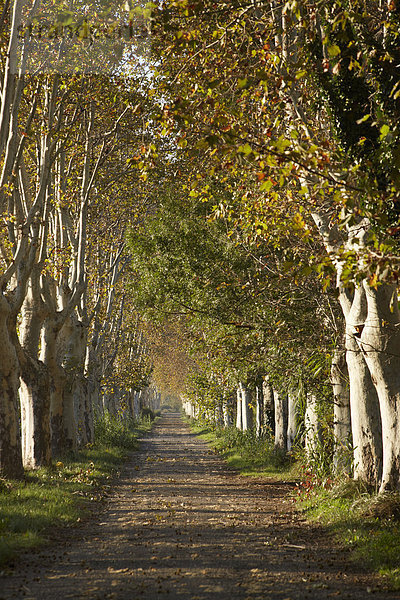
<box><xmin>1</xmin><ymin>414</ymin><xmax>398</xmax><ymax>599</ymax></box>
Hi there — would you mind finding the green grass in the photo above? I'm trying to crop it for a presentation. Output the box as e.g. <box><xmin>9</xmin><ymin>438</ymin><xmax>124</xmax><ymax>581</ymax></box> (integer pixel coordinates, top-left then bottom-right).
<box><xmin>296</xmin><ymin>480</ymin><xmax>400</xmax><ymax>590</ymax></box>
<box><xmin>187</xmin><ymin>418</ymin><xmax>297</xmax><ymax>480</ymax></box>
<box><xmin>0</xmin><ymin>414</ymin><xmax>155</xmax><ymax>568</ymax></box>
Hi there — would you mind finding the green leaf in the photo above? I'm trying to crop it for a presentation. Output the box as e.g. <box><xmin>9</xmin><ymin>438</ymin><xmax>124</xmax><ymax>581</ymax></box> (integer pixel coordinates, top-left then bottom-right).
<box><xmin>356</xmin><ymin>114</ymin><xmax>370</xmax><ymax>124</ymax></box>
<box><xmin>327</xmin><ymin>44</ymin><xmax>341</xmax><ymax>57</ymax></box>
<box><xmin>238</xmin><ymin>143</ymin><xmax>252</xmax><ymax>156</ymax></box>
<box><xmin>260</xmin><ymin>179</ymin><xmax>273</xmax><ymax>192</ymax></box>
<box><xmin>380</xmin><ymin>124</ymin><xmax>390</xmax><ymax>139</ymax></box>
<box><xmin>295</xmin><ymin>70</ymin><xmax>307</xmax><ymax>80</ymax></box>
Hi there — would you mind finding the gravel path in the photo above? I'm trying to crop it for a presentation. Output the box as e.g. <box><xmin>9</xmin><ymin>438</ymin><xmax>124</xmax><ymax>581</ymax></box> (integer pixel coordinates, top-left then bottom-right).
<box><xmin>0</xmin><ymin>414</ymin><xmax>398</xmax><ymax>599</ymax></box>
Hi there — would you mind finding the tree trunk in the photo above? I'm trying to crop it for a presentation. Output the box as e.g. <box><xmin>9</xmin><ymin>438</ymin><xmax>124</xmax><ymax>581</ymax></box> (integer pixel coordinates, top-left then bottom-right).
<box><xmin>236</xmin><ymin>386</ymin><xmax>242</xmax><ymax>430</ymax></box>
<box><xmin>240</xmin><ymin>382</ymin><xmax>251</xmax><ymax>431</ymax></box>
<box><xmin>287</xmin><ymin>393</ymin><xmax>298</xmax><ymax>452</ymax></box>
<box><xmin>73</xmin><ymin>376</ymin><xmax>91</xmax><ymax>446</ymax></box>
<box><xmin>262</xmin><ymin>378</ymin><xmax>274</xmax><ymax>433</ymax></box>
<box><xmin>255</xmin><ymin>383</ymin><xmax>263</xmax><ymax>437</ymax></box>
<box><xmin>18</xmin><ymin>274</ymin><xmax>51</xmax><ymax>468</ymax></box>
<box><xmin>274</xmin><ymin>391</ymin><xmax>288</xmax><ymax>453</ymax></box>
<box><xmin>304</xmin><ymin>394</ymin><xmax>321</xmax><ymax>458</ymax></box>
<box><xmin>134</xmin><ymin>391</ymin><xmax>141</xmax><ymax>419</ymax></box>
<box><xmin>222</xmin><ymin>391</ymin><xmax>231</xmax><ymax>428</ymax></box>
<box><xmin>312</xmin><ymin>214</ymin><xmax>384</xmax><ymax>488</ymax></box>
<box><xmin>19</xmin><ymin>351</ymin><xmax>51</xmax><ymax>468</ymax></box>
<box><xmin>83</xmin><ymin>378</ymin><xmax>94</xmax><ymax>444</ymax></box>
<box><xmin>40</xmin><ymin>318</ymin><xmax>69</xmax><ymax>456</ymax></box>
<box><xmin>360</xmin><ymin>282</ymin><xmax>400</xmax><ymax>492</ymax></box>
<box><xmin>331</xmin><ymin>348</ymin><xmax>352</xmax><ymax>475</ymax></box>
<box><xmin>85</xmin><ymin>348</ymin><xmax>102</xmax><ymax>418</ymax></box>
<box><xmin>0</xmin><ymin>295</ymin><xmax>23</xmax><ymax>478</ymax></box>
<box><xmin>215</xmin><ymin>402</ymin><xmax>223</xmax><ymax>427</ymax></box>
<box><xmin>343</xmin><ymin>285</ymin><xmax>383</xmax><ymax>487</ymax></box>
<box><xmin>58</xmin><ymin>315</ymin><xmax>89</xmax><ymax>449</ymax></box>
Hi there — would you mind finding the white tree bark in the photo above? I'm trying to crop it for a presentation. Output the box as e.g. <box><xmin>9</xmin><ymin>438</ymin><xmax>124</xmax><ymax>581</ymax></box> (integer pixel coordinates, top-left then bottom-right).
<box><xmin>287</xmin><ymin>393</ymin><xmax>298</xmax><ymax>452</ymax></box>
<box><xmin>18</xmin><ymin>265</ymin><xmax>52</xmax><ymax>468</ymax></box>
<box><xmin>313</xmin><ymin>213</ymin><xmax>384</xmax><ymax>487</ymax></box>
<box><xmin>0</xmin><ymin>294</ymin><xmax>23</xmax><ymax>477</ymax></box>
<box><xmin>240</xmin><ymin>383</ymin><xmax>251</xmax><ymax>431</ymax></box>
<box><xmin>331</xmin><ymin>348</ymin><xmax>352</xmax><ymax>474</ymax></box>
<box><xmin>274</xmin><ymin>391</ymin><xmax>288</xmax><ymax>453</ymax></box>
<box><xmin>236</xmin><ymin>385</ymin><xmax>243</xmax><ymax>430</ymax></box>
<box><xmin>359</xmin><ymin>282</ymin><xmax>400</xmax><ymax>492</ymax></box>
<box><xmin>58</xmin><ymin>315</ymin><xmax>87</xmax><ymax>449</ymax></box>
<box><xmin>304</xmin><ymin>394</ymin><xmax>321</xmax><ymax>458</ymax></box>
<box><xmin>40</xmin><ymin>316</ymin><xmax>67</xmax><ymax>455</ymax></box>
<box><xmin>222</xmin><ymin>390</ymin><xmax>231</xmax><ymax>428</ymax></box>
<box><xmin>262</xmin><ymin>377</ymin><xmax>274</xmax><ymax>433</ymax></box>
<box><xmin>255</xmin><ymin>383</ymin><xmax>263</xmax><ymax>437</ymax></box>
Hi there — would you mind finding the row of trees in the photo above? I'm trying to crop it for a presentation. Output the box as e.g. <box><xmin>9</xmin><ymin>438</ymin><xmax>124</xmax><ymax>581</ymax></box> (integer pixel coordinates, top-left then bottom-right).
<box><xmin>0</xmin><ymin>1</ymin><xmax>159</xmax><ymax>478</ymax></box>
<box><xmin>2</xmin><ymin>0</ymin><xmax>400</xmax><ymax>494</ymax></box>
<box><xmin>128</xmin><ymin>0</ymin><xmax>400</xmax><ymax>492</ymax></box>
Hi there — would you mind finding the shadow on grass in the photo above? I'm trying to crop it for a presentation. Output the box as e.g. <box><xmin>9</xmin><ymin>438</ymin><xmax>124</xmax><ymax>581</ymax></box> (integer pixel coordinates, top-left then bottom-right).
<box><xmin>0</xmin><ymin>417</ymin><xmax>156</xmax><ymax>568</ymax></box>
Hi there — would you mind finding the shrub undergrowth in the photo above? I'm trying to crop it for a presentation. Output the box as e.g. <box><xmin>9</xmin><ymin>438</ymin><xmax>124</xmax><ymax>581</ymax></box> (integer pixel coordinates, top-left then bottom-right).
<box><xmin>0</xmin><ymin>411</ymin><xmax>154</xmax><ymax>568</ymax></box>
<box><xmin>94</xmin><ymin>411</ymin><xmax>140</xmax><ymax>449</ymax></box>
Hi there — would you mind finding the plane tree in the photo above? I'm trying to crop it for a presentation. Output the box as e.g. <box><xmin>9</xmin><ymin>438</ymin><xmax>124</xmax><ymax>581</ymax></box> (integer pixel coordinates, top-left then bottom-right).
<box><xmin>0</xmin><ymin>1</ymin><xmax>157</xmax><ymax>473</ymax></box>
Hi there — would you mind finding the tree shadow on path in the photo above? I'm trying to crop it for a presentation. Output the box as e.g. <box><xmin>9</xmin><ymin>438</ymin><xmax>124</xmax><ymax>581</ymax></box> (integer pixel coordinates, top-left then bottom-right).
<box><xmin>0</xmin><ymin>414</ymin><xmax>397</xmax><ymax>600</ymax></box>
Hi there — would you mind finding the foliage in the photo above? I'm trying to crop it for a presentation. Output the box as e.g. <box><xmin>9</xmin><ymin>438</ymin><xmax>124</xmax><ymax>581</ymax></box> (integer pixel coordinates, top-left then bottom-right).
<box><xmin>127</xmin><ymin>182</ymin><xmax>340</xmax><ymax>402</ymax></box>
<box><xmin>140</xmin><ymin>319</ymin><xmax>198</xmax><ymax>397</ymax></box>
<box><xmin>140</xmin><ymin>407</ymin><xmax>156</xmax><ymax>421</ymax></box>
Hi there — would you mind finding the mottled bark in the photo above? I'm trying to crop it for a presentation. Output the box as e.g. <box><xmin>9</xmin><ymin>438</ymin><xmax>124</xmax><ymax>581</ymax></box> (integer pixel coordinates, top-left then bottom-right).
<box><xmin>239</xmin><ymin>383</ymin><xmax>251</xmax><ymax>431</ymax></box>
<box><xmin>58</xmin><ymin>315</ymin><xmax>90</xmax><ymax>448</ymax></box>
<box><xmin>19</xmin><ymin>351</ymin><xmax>51</xmax><ymax>468</ymax></box>
<box><xmin>255</xmin><ymin>383</ymin><xmax>263</xmax><ymax>437</ymax></box>
<box><xmin>344</xmin><ymin>286</ymin><xmax>383</xmax><ymax>487</ymax></box>
<box><xmin>222</xmin><ymin>391</ymin><xmax>231</xmax><ymax>428</ymax></box>
<box><xmin>236</xmin><ymin>386</ymin><xmax>242</xmax><ymax>430</ymax></box>
<box><xmin>215</xmin><ymin>402</ymin><xmax>223</xmax><ymax>427</ymax></box>
<box><xmin>40</xmin><ymin>317</ymin><xmax>68</xmax><ymax>456</ymax></box>
<box><xmin>274</xmin><ymin>391</ymin><xmax>288</xmax><ymax>453</ymax></box>
<box><xmin>313</xmin><ymin>213</ymin><xmax>384</xmax><ymax>488</ymax></box>
<box><xmin>304</xmin><ymin>394</ymin><xmax>321</xmax><ymax>458</ymax></box>
<box><xmin>287</xmin><ymin>393</ymin><xmax>298</xmax><ymax>452</ymax></box>
<box><xmin>262</xmin><ymin>378</ymin><xmax>274</xmax><ymax>433</ymax></box>
<box><xmin>360</xmin><ymin>283</ymin><xmax>400</xmax><ymax>492</ymax></box>
<box><xmin>0</xmin><ymin>295</ymin><xmax>23</xmax><ymax>477</ymax></box>
<box><xmin>331</xmin><ymin>348</ymin><xmax>352</xmax><ymax>475</ymax></box>
<box><xmin>133</xmin><ymin>391</ymin><xmax>141</xmax><ymax>419</ymax></box>
<box><xmin>18</xmin><ymin>273</ymin><xmax>51</xmax><ymax>468</ymax></box>
<box><xmin>74</xmin><ymin>376</ymin><xmax>92</xmax><ymax>446</ymax></box>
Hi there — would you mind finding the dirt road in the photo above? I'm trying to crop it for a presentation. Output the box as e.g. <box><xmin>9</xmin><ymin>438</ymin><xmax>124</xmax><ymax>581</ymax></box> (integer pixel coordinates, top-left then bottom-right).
<box><xmin>0</xmin><ymin>414</ymin><xmax>397</xmax><ymax>599</ymax></box>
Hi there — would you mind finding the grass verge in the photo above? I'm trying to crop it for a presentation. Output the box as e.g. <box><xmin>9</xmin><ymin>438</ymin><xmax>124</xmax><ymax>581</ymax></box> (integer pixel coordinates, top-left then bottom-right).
<box><xmin>0</xmin><ymin>414</ymin><xmax>154</xmax><ymax>568</ymax></box>
<box><xmin>186</xmin><ymin>418</ymin><xmax>298</xmax><ymax>480</ymax></box>
<box><xmin>296</xmin><ymin>480</ymin><xmax>400</xmax><ymax>590</ymax></box>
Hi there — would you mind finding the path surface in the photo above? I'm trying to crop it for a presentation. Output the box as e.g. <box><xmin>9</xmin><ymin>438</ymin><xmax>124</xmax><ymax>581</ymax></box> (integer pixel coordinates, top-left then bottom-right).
<box><xmin>1</xmin><ymin>414</ymin><xmax>398</xmax><ymax>599</ymax></box>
